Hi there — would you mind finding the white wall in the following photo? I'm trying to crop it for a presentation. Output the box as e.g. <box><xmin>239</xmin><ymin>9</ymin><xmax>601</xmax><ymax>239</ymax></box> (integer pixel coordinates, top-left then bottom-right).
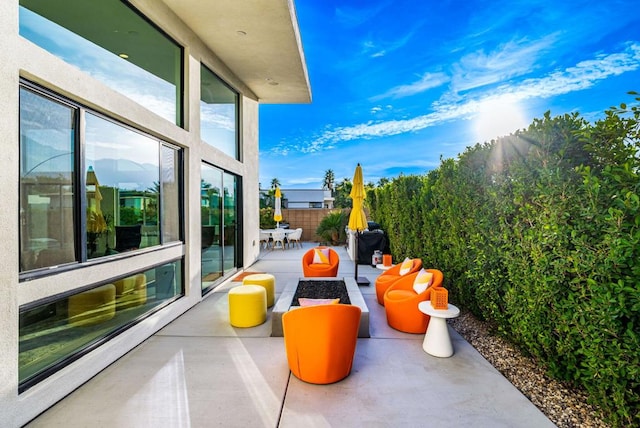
<box><xmin>0</xmin><ymin>1</ymin><xmax>262</xmax><ymax>425</ymax></box>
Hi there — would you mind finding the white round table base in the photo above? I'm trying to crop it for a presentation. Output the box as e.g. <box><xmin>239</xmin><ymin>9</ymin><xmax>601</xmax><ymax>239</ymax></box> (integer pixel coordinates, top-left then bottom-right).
<box><xmin>418</xmin><ymin>301</ymin><xmax>460</xmax><ymax>358</ymax></box>
<box><xmin>422</xmin><ymin>317</ymin><xmax>454</xmax><ymax>357</ymax></box>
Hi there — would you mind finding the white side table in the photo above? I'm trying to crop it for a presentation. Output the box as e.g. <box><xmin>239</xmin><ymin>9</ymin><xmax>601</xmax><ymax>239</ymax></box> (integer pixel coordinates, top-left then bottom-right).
<box><xmin>418</xmin><ymin>301</ymin><xmax>460</xmax><ymax>357</ymax></box>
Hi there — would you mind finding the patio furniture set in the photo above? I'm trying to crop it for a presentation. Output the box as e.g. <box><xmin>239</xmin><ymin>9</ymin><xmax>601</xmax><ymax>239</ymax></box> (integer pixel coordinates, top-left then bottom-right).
<box><xmin>259</xmin><ymin>227</ymin><xmax>303</xmax><ymax>250</ymax></box>
<box><xmin>227</xmin><ymin>247</ymin><xmax>458</xmax><ymax>385</ymax></box>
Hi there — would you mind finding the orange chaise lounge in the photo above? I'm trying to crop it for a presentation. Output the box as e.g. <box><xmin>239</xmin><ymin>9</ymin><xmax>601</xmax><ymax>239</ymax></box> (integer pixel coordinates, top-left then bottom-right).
<box><xmin>375</xmin><ymin>258</ymin><xmax>422</xmax><ymax>305</ymax></box>
<box><xmin>282</xmin><ymin>303</ymin><xmax>361</xmax><ymax>384</ymax></box>
<box><xmin>302</xmin><ymin>247</ymin><xmax>340</xmax><ymax>277</ymax></box>
<box><xmin>383</xmin><ymin>268</ymin><xmax>443</xmax><ymax>333</ymax></box>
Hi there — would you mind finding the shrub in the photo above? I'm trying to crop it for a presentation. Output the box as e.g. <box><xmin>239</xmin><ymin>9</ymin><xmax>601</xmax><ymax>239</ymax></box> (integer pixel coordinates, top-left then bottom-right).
<box><xmin>316</xmin><ymin>210</ymin><xmax>347</xmax><ymax>245</ymax></box>
<box><xmin>368</xmin><ymin>94</ymin><xmax>640</xmax><ymax>426</ymax></box>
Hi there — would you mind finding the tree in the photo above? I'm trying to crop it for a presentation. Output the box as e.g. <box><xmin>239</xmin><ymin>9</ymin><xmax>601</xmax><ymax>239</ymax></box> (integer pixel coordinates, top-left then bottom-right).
<box><xmin>322</xmin><ymin>169</ymin><xmax>335</xmax><ymax>193</ymax></box>
<box><xmin>377</xmin><ymin>177</ymin><xmax>390</xmax><ymax>187</ymax></box>
<box><xmin>333</xmin><ymin>178</ymin><xmax>353</xmax><ymax>208</ymax></box>
<box><xmin>270</xmin><ymin>178</ymin><xmax>280</xmax><ymax>189</ymax></box>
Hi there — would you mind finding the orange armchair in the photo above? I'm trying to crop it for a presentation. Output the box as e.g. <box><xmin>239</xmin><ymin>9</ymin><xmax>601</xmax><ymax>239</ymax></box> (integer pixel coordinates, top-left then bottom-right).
<box><xmin>383</xmin><ymin>269</ymin><xmax>443</xmax><ymax>333</ymax></box>
<box><xmin>283</xmin><ymin>304</ymin><xmax>361</xmax><ymax>384</ymax></box>
<box><xmin>302</xmin><ymin>247</ymin><xmax>340</xmax><ymax>277</ymax></box>
<box><xmin>375</xmin><ymin>258</ymin><xmax>422</xmax><ymax>305</ymax></box>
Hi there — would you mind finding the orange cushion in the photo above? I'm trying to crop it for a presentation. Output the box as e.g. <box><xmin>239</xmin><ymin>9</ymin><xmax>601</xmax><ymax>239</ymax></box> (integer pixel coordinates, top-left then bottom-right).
<box><xmin>386</xmin><ymin>289</ymin><xmax>415</xmax><ymax>301</ymax></box>
<box><xmin>309</xmin><ymin>263</ymin><xmax>330</xmax><ymax>270</ymax></box>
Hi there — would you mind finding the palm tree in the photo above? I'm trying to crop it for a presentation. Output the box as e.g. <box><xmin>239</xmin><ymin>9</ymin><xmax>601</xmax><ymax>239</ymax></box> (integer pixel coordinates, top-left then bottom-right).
<box><xmin>270</xmin><ymin>178</ymin><xmax>280</xmax><ymax>189</ymax></box>
<box><xmin>322</xmin><ymin>169</ymin><xmax>335</xmax><ymax>193</ymax></box>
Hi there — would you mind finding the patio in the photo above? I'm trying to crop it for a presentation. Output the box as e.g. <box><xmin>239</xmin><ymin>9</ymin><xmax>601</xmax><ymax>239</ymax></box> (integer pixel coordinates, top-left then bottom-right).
<box><xmin>26</xmin><ymin>245</ymin><xmax>554</xmax><ymax>427</ymax></box>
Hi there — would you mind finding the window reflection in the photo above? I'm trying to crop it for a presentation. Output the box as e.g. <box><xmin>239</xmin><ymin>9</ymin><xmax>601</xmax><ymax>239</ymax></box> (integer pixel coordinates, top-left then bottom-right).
<box><xmin>223</xmin><ymin>172</ymin><xmax>237</xmax><ymax>272</ymax></box>
<box><xmin>19</xmin><ymin>0</ymin><xmax>183</xmax><ymax>125</ymax></box>
<box><xmin>201</xmin><ymin>165</ymin><xmax>239</xmax><ymax>292</ymax></box>
<box><xmin>161</xmin><ymin>144</ymin><xmax>181</xmax><ymax>243</ymax></box>
<box><xmin>85</xmin><ymin>113</ymin><xmax>160</xmax><ymax>258</ymax></box>
<box><xmin>19</xmin><ymin>84</ymin><xmax>183</xmax><ymax>272</ymax></box>
<box><xmin>19</xmin><ymin>87</ymin><xmax>77</xmax><ymax>272</ymax></box>
<box><xmin>19</xmin><ymin>261</ymin><xmax>183</xmax><ymax>390</ymax></box>
<box><xmin>200</xmin><ymin>65</ymin><xmax>238</xmax><ymax>159</ymax></box>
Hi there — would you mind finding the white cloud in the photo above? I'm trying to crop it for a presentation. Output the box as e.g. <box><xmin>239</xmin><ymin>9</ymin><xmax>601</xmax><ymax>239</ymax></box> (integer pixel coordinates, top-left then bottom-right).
<box><xmin>271</xmin><ymin>42</ymin><xmax>640</xmax><ymax>154</ymax></box>
<box><xmin>451</xmin><ymin>34</ymin><xmax>559</xmax><ymax>92</ymax></box>
<box><xmin>372</xmin><ymin>72</ymin><xmax>449</xmax><ymax>100</ymax></box>
<box><xmin>362</xmin><ymin>30</ymin><xmax>415</xmax><ymax>58</ymax></box>
<box><xmin>335</xmin><ymin>3</ymin><xmax>390</xmax><ymax>28</ymax></box>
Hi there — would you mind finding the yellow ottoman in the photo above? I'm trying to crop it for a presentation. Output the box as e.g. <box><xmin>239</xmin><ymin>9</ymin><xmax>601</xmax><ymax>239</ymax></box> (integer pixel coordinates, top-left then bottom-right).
<box><xmin>68</xmin><ymin>284</ymin><xmax>116</xmax><ymax>327</ymax></box>
<box><xmin>228</xmin><ymin>285</ymin><xmax>267</xmax><ymax>327</ymax></box>
<box><xmin>242</xmin><ymin>273</ymin><xmax>276</xmax><ymax>307</ymax></box>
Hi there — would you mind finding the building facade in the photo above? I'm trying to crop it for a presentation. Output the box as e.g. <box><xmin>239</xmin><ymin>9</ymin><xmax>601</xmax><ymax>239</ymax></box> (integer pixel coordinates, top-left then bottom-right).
<box><xmin>1</xmin><ymin>1</ymin><xmax>310</xmax><ymax>425</ymax></box>
<box><xmin>282</xmin><ymin>189</ymin><xmax>335</xmax><ymax>209</ymax></box>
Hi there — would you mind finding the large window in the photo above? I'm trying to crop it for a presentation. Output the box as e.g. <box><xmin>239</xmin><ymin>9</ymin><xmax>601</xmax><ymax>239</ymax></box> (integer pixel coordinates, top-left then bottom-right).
<box><xmin>19</xmin><ymin>0</ymin><xmax>183</xmax><ymax>125</ymax></box>
<box><xmin>200</xmin><ymin>65</ymin><xmax>239</xmax><ymax>159</ymax></box>
<box><xmin>19</xmin><ymin>260</ymin><xmax>183</xmax><ymax>391</ymax></box>
<box><xmin>19</xmin><ymin>83</ymin><xmax>183</xmax><ymax>273</ymax></box>
<box><xmin>85</xmin><ymin>114</ymin><xmax>161</xmax><ymax>258</ymax></box>
<box><xmin>18</xmin><ymin>82</ymin><xmax>185</xmax><ymax>391</ymax></box>
<box><xmin>19</xmin><ymin>88</ymin><xmax>77</xmax><ymax>271</ymax></box>
<box><xmin>201</xmin><ymin>164</ymin><xmax>240</xmax><ymax>292</ymax></box>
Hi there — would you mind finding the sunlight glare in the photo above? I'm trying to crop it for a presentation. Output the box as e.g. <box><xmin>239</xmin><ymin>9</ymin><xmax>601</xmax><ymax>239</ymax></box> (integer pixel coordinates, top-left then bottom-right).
<box><xmin>473</xmin><ymin>98</ymin><xmax>528</xmax><ymax>143</ymax></box>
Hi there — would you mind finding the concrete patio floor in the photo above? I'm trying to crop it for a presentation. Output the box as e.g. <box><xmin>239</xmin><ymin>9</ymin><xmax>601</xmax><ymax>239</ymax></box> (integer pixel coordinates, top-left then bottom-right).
<box><xmin>26</xmin><ymin>244</ymin><xmax>555</xmax><ymax>427</ymax></box>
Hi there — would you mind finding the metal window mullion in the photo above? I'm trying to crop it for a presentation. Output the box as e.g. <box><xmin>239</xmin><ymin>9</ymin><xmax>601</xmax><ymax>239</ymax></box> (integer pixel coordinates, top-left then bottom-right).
<box><xmin>78</xmin><ymin>109</ymin><xmax>88</xmax><ymax>262</ymax></box>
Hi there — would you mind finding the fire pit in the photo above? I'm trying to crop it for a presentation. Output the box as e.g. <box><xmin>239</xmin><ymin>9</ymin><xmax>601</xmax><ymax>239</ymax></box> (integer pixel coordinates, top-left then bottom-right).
<box><xmin>271</xmin><ymin>277</ymin><xmax>369</xmax><ymax>338</ymax></box>
<box><xmin>291</xmin><ymin>279</ymin><xmax>351</xmax><ymax>306</ymax></box>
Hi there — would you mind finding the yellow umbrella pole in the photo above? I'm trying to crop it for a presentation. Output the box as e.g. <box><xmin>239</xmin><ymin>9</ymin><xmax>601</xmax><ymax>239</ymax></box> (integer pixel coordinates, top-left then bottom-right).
<box><xmin>349</xmin><ymin>163</ymin><xmax>370</xmax><ymax>286</ymax></box>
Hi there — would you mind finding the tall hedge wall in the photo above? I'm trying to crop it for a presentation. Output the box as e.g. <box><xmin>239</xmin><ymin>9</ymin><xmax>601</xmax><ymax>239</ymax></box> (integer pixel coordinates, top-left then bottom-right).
<box><xmin>368</xmin><ymin>97</ymin><xmax>640</xmax><ymax>426</ymax></box>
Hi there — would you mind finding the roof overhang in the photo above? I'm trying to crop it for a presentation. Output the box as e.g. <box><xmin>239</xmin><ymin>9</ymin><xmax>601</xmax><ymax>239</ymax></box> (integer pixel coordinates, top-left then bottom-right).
<box><xmin>162</xmin><ymin>0</ymin><xmax>312</xmax><ymax>104</ymax></box>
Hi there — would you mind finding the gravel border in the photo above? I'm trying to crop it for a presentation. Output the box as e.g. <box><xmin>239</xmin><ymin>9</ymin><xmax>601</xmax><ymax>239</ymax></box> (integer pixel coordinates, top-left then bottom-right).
<box><xmin>448</xmin><ymin>310</ymin><xmax>610</xmax><ymax>428</ymax></box>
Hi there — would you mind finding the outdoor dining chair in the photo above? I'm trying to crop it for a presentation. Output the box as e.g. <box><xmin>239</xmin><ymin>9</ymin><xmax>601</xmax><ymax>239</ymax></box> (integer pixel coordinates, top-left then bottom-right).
<box><xmin>259</xmin><ymin>230</ymin><xmax>271</xmax><ymax>249</ymax></box>
<box><xmin>286</xmin><ymin>228</ymin><xmax>303</xmax><ymax>249</ymax></box>
<box><xmin>271</xmin><ymin>229</ymin><xmax>286</xmax><ymax>250</ymax></box>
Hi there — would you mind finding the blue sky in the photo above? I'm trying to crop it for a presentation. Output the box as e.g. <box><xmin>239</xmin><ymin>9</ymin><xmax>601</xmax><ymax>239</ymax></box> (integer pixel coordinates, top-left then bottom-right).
<box><xmin>258</xmin><ymin>0</ymin><xmax>640</xmax><ymax>189</ymax></box>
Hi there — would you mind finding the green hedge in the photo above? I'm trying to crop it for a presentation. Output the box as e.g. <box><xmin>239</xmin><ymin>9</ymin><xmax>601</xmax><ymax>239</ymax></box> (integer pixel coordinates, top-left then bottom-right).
<box><xmin>368</xmin><ymin>97</ymin><xmax>640</xmax><ymax>426</ymax></box>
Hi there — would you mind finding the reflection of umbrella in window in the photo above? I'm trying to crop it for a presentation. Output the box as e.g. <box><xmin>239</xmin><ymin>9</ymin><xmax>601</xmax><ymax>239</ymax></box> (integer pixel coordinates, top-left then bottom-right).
<box><xmin>86</xmin><ymin>166</ymin><xmax>106</xmax><ymax>235</ymax></box>
<box><xmin>86</xmin><ymin>166</ymin><xmax>102</xmax><ymax>212</ymax></box>
<box><xmin>274</xmin><ymin>186</ymin><xmax>283</xmax><ymax>228</ymax></box>
<box><xmin>348</xmin><ymin>163</ymin><xmax>370</xmax><ymax>286</ymax></box>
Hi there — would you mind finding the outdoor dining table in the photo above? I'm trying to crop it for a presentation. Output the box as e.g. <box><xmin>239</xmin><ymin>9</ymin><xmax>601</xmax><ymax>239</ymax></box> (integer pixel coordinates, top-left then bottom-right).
<box><xmin>261</xmin><ymin>228</ymin><xmax>296</xmax><ymax>237</ymax></box>
<box><xmin>261</xmin><ymin>228</ymin><xmax>296</xmax><ymax>249</ymax></box>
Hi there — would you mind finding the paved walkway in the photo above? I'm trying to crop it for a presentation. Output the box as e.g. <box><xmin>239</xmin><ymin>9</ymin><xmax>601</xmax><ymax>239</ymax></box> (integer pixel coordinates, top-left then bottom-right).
<box><xmin>27</xmin><ymin>245</ymin><xmax>555</xmax><ymax>427</ymax></box>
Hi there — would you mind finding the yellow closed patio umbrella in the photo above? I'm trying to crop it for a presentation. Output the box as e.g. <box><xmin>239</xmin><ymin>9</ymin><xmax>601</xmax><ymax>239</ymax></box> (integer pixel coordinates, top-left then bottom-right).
<box><xmin>348</xmin><ymin>163</ymin><xmax>369</xmax><ymax>285</ymax></box>
<box><xmin>273</xmin><ymin>186</ymin><xmax>283</xmax><ymax>228</ymax></box>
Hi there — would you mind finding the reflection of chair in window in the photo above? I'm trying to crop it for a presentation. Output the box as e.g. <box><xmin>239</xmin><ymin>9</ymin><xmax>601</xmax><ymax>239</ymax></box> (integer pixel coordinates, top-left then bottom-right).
<box><xmin>115</xmin><ymin>225</ymin><xmax>142</xmax><ymax>252</ymax></box>
<box><xmin>68</xmin><ymin>284</ymin><xmax>116</xmax><ymax>327</ymax></box>
<box><xmin>154</xmin><ymin>264</ymin><xmax>177</xmax><ymax>300</ymax></box>
<box><xmin>34</xmin><ymin>247</ymin><xmax>76</xmax><ymax>269</ymax></box>
<box><xmin>113</xmin><ymin>273</ymin><xmax>147</xmax><ymax>310</ymax></box>
<box><xmin>201</xmin><ymin>225</ymin><xmax>216</xmax><ymax>249</ymax></box>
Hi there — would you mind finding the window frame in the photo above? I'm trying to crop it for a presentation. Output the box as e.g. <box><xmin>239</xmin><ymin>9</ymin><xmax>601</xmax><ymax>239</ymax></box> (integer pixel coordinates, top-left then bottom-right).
<box><xmin>200</xmin><ymin>63</ymin><xmax>241</xmax><ymax>160</ymax></box>
<box><xmin>19</xmin><ymin>79</ymin><xmax>184</xmax><ymax>281</ymax></box>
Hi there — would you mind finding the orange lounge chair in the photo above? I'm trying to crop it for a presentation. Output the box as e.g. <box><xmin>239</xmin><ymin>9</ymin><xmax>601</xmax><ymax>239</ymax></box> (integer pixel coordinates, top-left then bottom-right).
<box><xmin>283</xmin><ymin>304</ymin><xmax>361</xmax><ymax>384</ymax></box>
<box><xmin>383</xmin><ymin>269</ymin><xmax>443</xmax><ymax>333</ymax></box>
<box><xmin>375</xmin><ymin>258</ymin><xmax>422</xmax><ymax>305</ymax></box>
<box><xmin>302</xmin><ymin>247</ymin><xmax>340</xmax><ymax>277</ymax></box>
